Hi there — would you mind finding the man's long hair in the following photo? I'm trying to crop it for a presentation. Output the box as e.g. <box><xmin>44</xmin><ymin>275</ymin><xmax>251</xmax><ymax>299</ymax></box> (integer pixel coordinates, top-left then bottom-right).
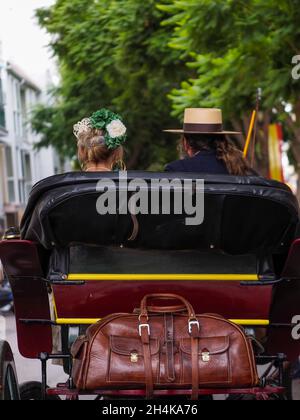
<box><xmin>183</xmin><ymin>134</ymin><xmax>253</xmax><ymax>176</ymax></box>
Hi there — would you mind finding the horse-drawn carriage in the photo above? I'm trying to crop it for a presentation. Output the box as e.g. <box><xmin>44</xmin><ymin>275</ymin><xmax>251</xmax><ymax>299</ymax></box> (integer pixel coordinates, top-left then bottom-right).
<box><xmin>0</xmin><ymin>171</ymin><xmax>300</xmax><ymax>400</ymax></box>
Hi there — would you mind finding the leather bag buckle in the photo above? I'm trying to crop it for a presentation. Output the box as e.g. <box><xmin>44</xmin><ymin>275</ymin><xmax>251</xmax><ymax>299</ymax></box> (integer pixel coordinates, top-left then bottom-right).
<box><xmin>188</xmin><ymin>320</ymin><xmax>200</xmax><ymax>335</ymax></box>
<box><xmin>139</xmin><ymin>323</ymin><xmax>150</xmax><ymax>336</ymax></box>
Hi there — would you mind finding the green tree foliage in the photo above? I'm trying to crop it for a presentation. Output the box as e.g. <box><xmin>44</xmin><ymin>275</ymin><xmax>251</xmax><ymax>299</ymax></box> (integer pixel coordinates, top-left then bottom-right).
<box><xmin>33</xmin><ymin>0</ymin><xmax>300</xmax><ymax>180</ymax></box>
<box><xmin>32</xmin><ymin>0</ymin><xmax>190</xmax><ymax>169</ymax></box>
<box><xmin>159</xmin><ymin>0</ymin><xmax>300</xmax><ymax>176</ymax></box>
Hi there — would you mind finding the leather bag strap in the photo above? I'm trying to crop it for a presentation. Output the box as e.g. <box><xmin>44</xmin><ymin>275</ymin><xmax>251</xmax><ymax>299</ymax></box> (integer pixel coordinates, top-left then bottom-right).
<box><xmin>191</xmin><ymin>335</ymin><xmax>199</xmax><ymax>400</ymax></box>
<box><xmin>140</xmin><ymin>324</ymin><xmax>154</xmax><ymax>399</ymax></box>
<box><xmin>190</xmin><ymin>322</ymin><xmax>200</xmax><ymax>400</ymax></box>
<box><xmin>139</xmin><ymin>295</ymin><xmax>200</xmax><ymax>400</ymax></box>
<box><xmin>165</xmin><ymin>314</ymin><xmax>175</xmax><ymax>382</ymax></box>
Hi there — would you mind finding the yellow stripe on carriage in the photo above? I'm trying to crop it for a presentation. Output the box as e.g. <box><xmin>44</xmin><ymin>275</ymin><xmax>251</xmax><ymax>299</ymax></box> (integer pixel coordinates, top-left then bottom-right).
<box><xmin>55</xmin><ymin>318</ymin><xmax>270</xmax><ymax>326</ymax></box>
<box><xmin>67</xmin><ymin>274</ymin><xmax>259</xmax><ymax>282</ymax></box>
<box><xmin>232</xmin><ymin>320</ymin><xmax>270</xmax><ymax>326</ymax></box>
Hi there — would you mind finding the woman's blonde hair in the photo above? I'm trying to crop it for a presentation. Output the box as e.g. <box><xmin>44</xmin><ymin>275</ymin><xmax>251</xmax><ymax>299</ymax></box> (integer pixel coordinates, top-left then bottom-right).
<box><xmin>77</xmin><ymin>127</ymin><xmax>125</xmax><ymax>170</ymax></box>
<box><xmin>73</xmin><ymin>108</ymin><xmax>127</xmax><ymax>170</ymax></box>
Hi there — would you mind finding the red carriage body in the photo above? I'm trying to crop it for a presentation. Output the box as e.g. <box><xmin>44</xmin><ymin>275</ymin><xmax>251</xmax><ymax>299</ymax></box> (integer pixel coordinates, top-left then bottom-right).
<box><xmin>0</xmin><ymin>172</ymin><xmax>299</xmax><ymax>399</ymax></box>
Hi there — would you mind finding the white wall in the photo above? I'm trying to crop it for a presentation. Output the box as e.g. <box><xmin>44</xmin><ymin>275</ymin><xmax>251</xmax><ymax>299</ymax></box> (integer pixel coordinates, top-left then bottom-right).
<box><xmin>0</xmin><ymin>61</ymin><xmax>57</xmax><ymax>227</ymax></box>
<box><xmin>0</xmin><ymin>145</ymin><xmax>5</xmax><ymax>234</ymax></box>
<box><xmin>33</xmin><ymin>146</ymin><xmax>56</xmax><ymax>181</ymax></box>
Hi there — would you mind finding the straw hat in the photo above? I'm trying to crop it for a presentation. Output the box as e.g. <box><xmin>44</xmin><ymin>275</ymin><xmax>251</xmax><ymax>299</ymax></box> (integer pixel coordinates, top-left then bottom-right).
<box><xmin>164</xmin><ymin>108</ymin><xmax>241</xmax><ymax>135</ymax></box>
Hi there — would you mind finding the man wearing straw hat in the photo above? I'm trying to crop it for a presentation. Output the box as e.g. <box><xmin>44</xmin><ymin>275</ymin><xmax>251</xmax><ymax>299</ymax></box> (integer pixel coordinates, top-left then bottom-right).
<box><xmin>165</xmin><ymin>108</ymin><xmax>253</xmax><ymax>176</ymax></box>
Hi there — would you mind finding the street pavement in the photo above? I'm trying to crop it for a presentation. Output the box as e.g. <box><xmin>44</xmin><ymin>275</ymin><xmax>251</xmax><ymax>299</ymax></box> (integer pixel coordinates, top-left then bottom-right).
<box><xmin>3</xmin><ymin>313</ymin><xmax>67</xmax><ymax>388</ymax></box>
<box><xmin>2</xmin><ymin>313</ymin><xmax>300</xmax><ymax>400</ymax></box>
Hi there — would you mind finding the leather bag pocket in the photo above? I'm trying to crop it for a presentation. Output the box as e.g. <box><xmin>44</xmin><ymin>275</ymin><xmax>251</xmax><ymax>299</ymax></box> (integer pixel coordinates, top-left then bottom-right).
<box><xmin>108</xmin><ymin>335</ymin><xmax>160</xmax><ymax>384</ymax></box>
<box><xmin>71</xmin><ymin>336</ymin><xmax>89</xmax><ymax>389</ymax></box>
<box><xmin>180</xmin><ymin>336</ymin><xmax>232</xmax><ymax>386</ymax></box>
<box><xmin>71</xmin><ymin>336</ymin><xmax>88</xmax><ymax>359</ymax></box>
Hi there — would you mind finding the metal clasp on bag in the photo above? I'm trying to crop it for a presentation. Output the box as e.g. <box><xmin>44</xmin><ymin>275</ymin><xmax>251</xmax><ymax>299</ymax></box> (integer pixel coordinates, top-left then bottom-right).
<box><xmin>139</xmin><ymin>323</ymin><xmax>150</xmax><ymax>336</ymax></box>
<box><xmin>188</xmin><ymin>320</ymin><xmax>200</xmax><ymax>334</ymax></box>
<box><xmin>202</xmin><ymin>351</ymin><xmax>210</xmax><ymax>363</ymax></box>
<box><xmin>130</xmin><ymin>352</ymin><xmax>139</xmax><ymax>363</ymax></box>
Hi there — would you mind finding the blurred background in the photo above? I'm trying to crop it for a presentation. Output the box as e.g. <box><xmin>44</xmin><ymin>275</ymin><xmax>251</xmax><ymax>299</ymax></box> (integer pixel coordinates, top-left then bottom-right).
<box><xmin>0</xmin><ymin>0</ymin><xmax>300</xmax><ymax>233</ymax></box>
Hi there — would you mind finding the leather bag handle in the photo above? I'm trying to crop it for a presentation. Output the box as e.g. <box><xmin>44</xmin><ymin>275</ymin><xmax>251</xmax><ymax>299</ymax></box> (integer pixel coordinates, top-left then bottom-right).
<box><xmin>140</xmin><ymin>294</ymin><xmax>197</xmax><ymax>321</ymax></box>
<box><xmin>134</xmin><ymin>304</ymin><xmax>189</xmax><ymax>315</ymax></box>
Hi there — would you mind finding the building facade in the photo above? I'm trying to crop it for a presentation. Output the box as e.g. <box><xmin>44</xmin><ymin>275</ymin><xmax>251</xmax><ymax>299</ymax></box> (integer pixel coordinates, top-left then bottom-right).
<box><xmin>0</xmin><ymin>59</ymin><xmax>57</xmax><ymax>235</ymax></box>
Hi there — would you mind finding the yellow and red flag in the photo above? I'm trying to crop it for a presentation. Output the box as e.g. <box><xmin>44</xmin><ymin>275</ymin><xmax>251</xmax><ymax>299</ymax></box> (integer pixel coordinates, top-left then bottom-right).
<box><xmin>268</xmin><ymin>124</ymin><xmax>285</xmax><ymax>182</ymax></box>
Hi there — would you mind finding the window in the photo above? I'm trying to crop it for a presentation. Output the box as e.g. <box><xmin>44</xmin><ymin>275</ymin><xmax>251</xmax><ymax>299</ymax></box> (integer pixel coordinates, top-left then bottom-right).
<box><xmin>12</xmin><ymin>80</ymin><xmax>22</xmax><ymax>137</ymax></box>
<box><xmin>19</xmin><ymin>151</ymin><xmax>32</xmax><ymax>204</ymax></box>
<box><xmin>21</xmin><ymin>89</ymin><xmax>28</xmax><ymax>138</ymax></box>
<box><xmin>0</xmin><ymin>77</ymin><xmax>5</xmax><ymax>128</ymax></box>
<box><xmin>5</xmin><ymin>147</ymin><xmax>15</xmax><ymax>203</ymax></box>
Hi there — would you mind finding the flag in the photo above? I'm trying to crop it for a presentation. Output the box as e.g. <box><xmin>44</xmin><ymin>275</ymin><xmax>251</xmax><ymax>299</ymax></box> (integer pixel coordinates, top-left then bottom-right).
<box><xmin>268</xmin><ymin>124</ymin><xmax>284</xmax><ymax>182</ymax></box>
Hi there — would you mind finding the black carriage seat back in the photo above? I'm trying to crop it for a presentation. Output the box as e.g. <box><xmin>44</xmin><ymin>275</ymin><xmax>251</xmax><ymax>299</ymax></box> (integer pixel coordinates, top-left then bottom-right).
<box><xmin>20</xmin><ymin>172</ymin><xmax>299</xmax><ymax>262</ymax></box>
<box><xmin>48</xmin><ymin>244</ymin><xmax>268</xmax><ymax>281</ymax></box>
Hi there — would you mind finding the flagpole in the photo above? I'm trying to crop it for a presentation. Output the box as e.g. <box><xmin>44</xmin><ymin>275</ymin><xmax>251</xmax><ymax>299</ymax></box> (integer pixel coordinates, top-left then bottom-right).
<box><xmin>243</xmin><ymin>88</ymin><xmax>262</xmax><ymax>159</ymax></box>
<box><xmin>243</xmin><ymin>110</ymin><xmax>257</xmax><ymax>158</ymax></box>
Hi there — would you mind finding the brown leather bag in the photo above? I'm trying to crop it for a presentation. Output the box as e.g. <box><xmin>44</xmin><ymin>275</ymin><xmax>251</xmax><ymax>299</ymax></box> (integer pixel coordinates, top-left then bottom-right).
<box><xmin>71</xmin><ymin>294</ymin><xmax>259</xmax><ymax>399</ymax></box>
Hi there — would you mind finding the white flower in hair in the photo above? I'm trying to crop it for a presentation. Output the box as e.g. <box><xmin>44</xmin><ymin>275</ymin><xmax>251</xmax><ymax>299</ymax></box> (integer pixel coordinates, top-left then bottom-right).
<box><xmin>73</xmin><ymin>118</ymin><xmax>92</xmax><ymax>139</ymax></box>
<box><xmin>106</xmin><ymin>119</ymin><xmax>127</xmax><ymax>139</ymax></box>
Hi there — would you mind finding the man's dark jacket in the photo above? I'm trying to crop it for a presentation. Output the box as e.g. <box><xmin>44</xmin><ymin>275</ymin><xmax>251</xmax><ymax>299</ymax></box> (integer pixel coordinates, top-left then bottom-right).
<box><xmin>165</xmin><ymin>151</ymin><xmax>229</xmax><ymax>174</ymax></box>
